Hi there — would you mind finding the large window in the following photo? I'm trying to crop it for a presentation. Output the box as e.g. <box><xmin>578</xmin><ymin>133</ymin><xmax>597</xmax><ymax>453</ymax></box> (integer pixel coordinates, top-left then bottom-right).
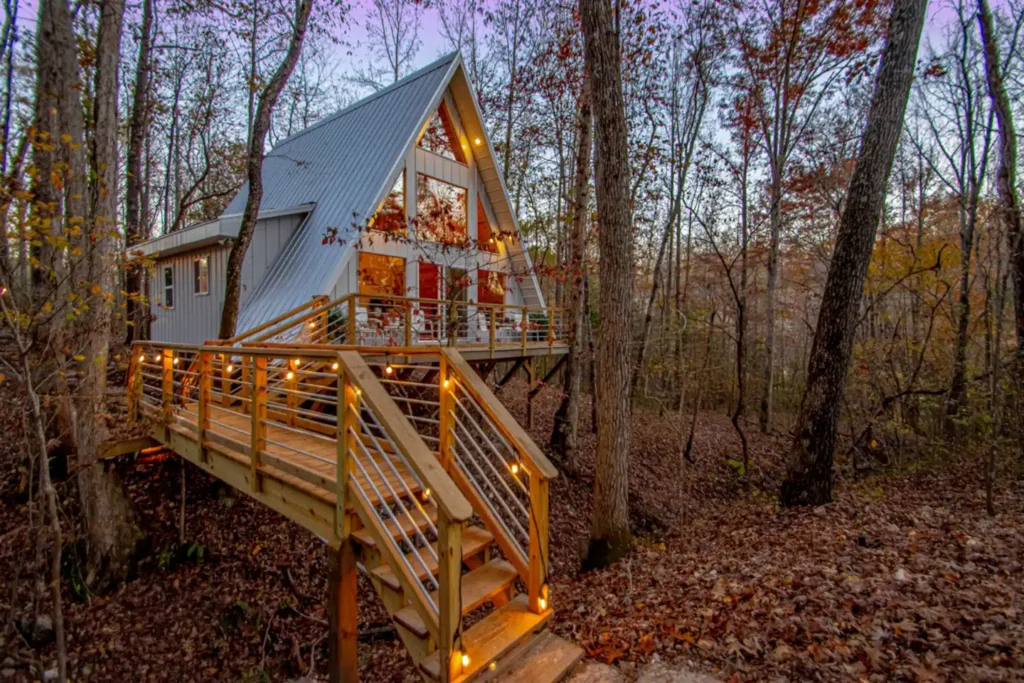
<box><xmin>358</xmin><ymin>252</ymin><xmax>406</xmax><ymax>302</ymax></box>
<box><xmin>478</xmin><ymin>269</ymin><xmax>506</xmax><ymax>305</ymax></box>
<box><xmin>371</xmin><ymin>174</ymin><xmax>406</xmax><ymax>234</ymax></box>
<box><xmin>162</xmin><ymin>266</ymin><xmax>174</xmax><ymax>309</ymax></box>
<box><xmin>193</xmin><ymin>255</ymin><xmax>209</xmax><ymax>295</ymax></box>
<box><xmin>416</xmin><ymin>174</ymin><xmax>467</xmax><ymax>245</ymax></box>
<box><xmin>477</xmin><ymin>197</ymin><xmax>497</xmax><ymax>253</ymax></box>
<box><xmin>418</xmin><ymin>102</ymin><xmax>467</xmax><ymax>163</ymax></box>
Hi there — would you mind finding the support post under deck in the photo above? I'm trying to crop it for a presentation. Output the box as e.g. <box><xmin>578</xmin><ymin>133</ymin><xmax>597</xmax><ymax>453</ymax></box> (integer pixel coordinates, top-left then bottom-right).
<box><xmin>328</xmin><ymin>539</ymin><xmax>358</xmax><ymax>683</ymax></box>
<box><xmin>525</xmin><ymin>358</ymin><xmax>535</xmax><ymax>430</ymax></box>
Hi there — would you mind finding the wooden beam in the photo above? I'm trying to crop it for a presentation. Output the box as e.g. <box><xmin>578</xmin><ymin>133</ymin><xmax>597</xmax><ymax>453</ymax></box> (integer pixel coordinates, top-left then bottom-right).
<box><xmin>437</xmin><ymin>517</ymin><xmax>463</xmax><ymax>682</ymax></box>
<box><xmin>98</xmin><ymin>436</ymin><xmax>160</xmax><ymax>460</ymax></box>
<box><xmin>328</xmin><ymin>540</ymin><xmax>359</xmax><ymax>683</ymax></box>
<box><xmin>250</xmin><ymin>355</ymin><xmax>267</xmax><ymax>493</ymax></box>
<box><xmin>525</xmin><ymin>358</ymin><xmax>535</xmax><ymax>430</ymax></box>
<box><xmin>528</xmin><ymin>355</ymin><xmax>567</xmax><ymax>399</ymax></box>
<box><xmin>496</xmin><ymin>358</ymin><xmax>525</xmax><ymax>387</ymax></box>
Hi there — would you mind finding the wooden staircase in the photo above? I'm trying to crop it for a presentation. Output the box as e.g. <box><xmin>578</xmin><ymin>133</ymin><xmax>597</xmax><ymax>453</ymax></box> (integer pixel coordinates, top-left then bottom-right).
<box><xmin>119</xmin><ymin>342</ymin><xmax>582</xmax><ymax>682</ymax></box>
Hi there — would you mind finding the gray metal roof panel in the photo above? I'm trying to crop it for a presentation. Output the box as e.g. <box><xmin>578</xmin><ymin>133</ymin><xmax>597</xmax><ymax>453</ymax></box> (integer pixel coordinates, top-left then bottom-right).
<box><xmin>232</xmin><ymin>53</ymin><xmax>458</xmax><ymax>332</ymax></box>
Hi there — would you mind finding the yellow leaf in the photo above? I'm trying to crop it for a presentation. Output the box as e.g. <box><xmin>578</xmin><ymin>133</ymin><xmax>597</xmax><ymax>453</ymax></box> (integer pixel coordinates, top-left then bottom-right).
<box><xmin>0</xmin><ymin>373</ymin><xmax>6</xmax><ymax>383</ymax></box>
<box><xmin>73</xmin><ymin>355</ymin><xmax>85</xmax><ymax>362</ymax></box>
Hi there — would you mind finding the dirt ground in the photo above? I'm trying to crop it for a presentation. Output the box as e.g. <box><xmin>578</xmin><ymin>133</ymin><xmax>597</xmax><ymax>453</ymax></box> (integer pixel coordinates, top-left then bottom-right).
<box><xmin>1</xmin><ymin>376</ymin><xmax>1022</xmax><ymax>681</ymax></box>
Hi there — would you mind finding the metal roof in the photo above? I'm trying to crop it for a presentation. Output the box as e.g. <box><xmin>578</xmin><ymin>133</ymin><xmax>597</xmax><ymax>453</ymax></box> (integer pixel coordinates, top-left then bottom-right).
<box><xmin>229</xmin><ymin>51</ymin><xmax>544</xmax><ymax>333</ymax></box>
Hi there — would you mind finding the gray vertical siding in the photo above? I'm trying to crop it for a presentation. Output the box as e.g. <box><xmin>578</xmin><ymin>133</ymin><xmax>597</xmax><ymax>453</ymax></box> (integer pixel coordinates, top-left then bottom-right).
<box><xmin>149</xmin><ymin>213</ymin><xmax>305</xmax><ymax>343</ymax></box>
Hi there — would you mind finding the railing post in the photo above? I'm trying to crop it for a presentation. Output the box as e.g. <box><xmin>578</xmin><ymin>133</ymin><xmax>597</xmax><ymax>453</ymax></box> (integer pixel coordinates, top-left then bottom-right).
<box><xmin>220</xmin><ymin>353</ymin><xmax>231</xmax><ymax>407</ymax></box>
<box><xmin>347</xmin><ymin>296</ymin><xmax>357</xmax><ymax>345</ymax></box>
<box><xmin>438</xmin><ymin>511</ymin><xmax>463</xmax><ymax>683</ymax></box>
<box><xmin>286</xmin><ymin>358</ymin><xmax>299</xmax><ymax>426</ymax></box>
<box><xmin>162</xmin><ymin>348</ymin><xmax>174</xmax><ymax>422</ymax></box>
<box><xmin>129</xmin><ymin>349</ymin><xmax>143</xmax><ymax>424</ymax></box>
<box><xmin>521</xmin><ymin>306</ymin><xmax>528</xmax><ymax>351</ymax></box>
<box><xmin>404</xmin><ymin>304</ymin><xmax>413</xmax><ymax>347</ymax></box>
<box><xmin>240</xmin><ymin>357</ymin><xmax>251</xmax><ymax>414</ymax></box>
<box><xmin>438</xmin><ymin>355</ymin><xmax>453</xmax><ymax>471</ymax></box>
<box><xmin>489</xmin><ymin>307</ymin><xmax>496</xmax><ymax>358</ymax></box>
<box><xmin>197</xmin><ymin>351</ymin><xmax>212</xmax><ymax>463</ymax></box>
<box><xmin>336</xmin><ymin>359</ymin><xmax>356</xmax><ymax>540</ymax></box>
<box><xmin>528</xmin><ymin>472</ymin><xmax>550</xmax><ymax>614</ymax></box>
<box><xmin>250</xmin><ymin>355</ymin><xmax>267</xmax><ymax>493</ymax></box>
<box><xmin>547</xmin><ymin>308</ymin><xmax>555</xmax><ymax>346</ymax></box>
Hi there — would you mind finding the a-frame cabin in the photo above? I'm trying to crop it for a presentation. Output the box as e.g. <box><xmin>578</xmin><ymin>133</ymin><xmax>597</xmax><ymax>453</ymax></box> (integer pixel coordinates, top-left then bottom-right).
<box><xmin>112</xmin><ymin>53</ymin><xmax>580</xmax><ymax>683</ymax></box>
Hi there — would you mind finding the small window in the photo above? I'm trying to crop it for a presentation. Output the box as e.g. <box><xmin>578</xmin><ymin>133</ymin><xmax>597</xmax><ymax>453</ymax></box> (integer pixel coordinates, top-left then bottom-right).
<box><xmin>416</xmin><ymin>174</ymin><xmax>468</xmax><ymax>245</ymax></box>
<box><xmin>477</xmin><ymin>269</ymin><xmax>506</xmax><ymax>305</ymax></box>
<box><xmin>418</xmin><ymin>102</ymin><xmax>467</xmax><ymax>163</ymax></box>
<box><xmin>163</xmin><ymin>266</ymin><xmax>174</xmax><ymax>309</ymax></box>
<box><xmin>358</xmin><ymin>252</ymin><xmax>407</xmax><ymax>304</ymax></box>
<box><xmin>193</xmin><ymin>255</ymin><xmax>209</xmax><ymax>295</ymax></box>
<box><xmin>477</xmin><ymin>197</ymin><xmax>497</xmax><ymax>253</ymax></box>
<box><xmin>371</xmin><ymin>174</ymin><xmax>406</xmax><ymax>234</ymax></box>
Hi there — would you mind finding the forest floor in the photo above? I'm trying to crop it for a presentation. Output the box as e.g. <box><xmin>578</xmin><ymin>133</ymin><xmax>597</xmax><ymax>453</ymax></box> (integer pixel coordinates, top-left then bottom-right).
<box><xmin>1</xmin><ymin>374</ymin><xmax>1023</xmax><ymax>682</ymax></box>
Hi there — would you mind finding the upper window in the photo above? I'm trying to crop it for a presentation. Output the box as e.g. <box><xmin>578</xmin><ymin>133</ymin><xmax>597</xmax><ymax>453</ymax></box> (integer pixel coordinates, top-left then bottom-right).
<box><xmin>193</xmin><ymin>255</ymin><xmax>209</xmax><ymax>295</ymax></box>
<box><xmin>163</xmin><ymin>266</ymin><xmax>174</xmax><ymax>309</ymax></box>
<box><xmin>416</xmin><ymin>174</ymin><xmax>468</xmax><ymax>245</ymax></box>
<box><xmin>371</xmin><ymin>174</ymin><xmax>406</xmax><ymax>234</ymax></box>
<box><xmin>477</xmin><ymin>197</ymin><xmax>497</xmax><ymax>253</ymax></box>
<box><xmin>418</xmin><ymin>102</ymin><xmax>467</xmax><ymax>163</ymax></box>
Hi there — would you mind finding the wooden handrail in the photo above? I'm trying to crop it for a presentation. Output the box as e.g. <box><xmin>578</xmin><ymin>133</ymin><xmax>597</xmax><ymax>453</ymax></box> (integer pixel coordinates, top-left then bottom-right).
<box><xmin>337</xmin><ymin>351</ymin><xmax>473</xmax><ymax>523</ymax></box>
<box><xmin>440</xmin><ymin>348</ymin><xmax>558</xmax><ymax>480</ymax></box>
<box><xmin>225</xmin><ymin>295</ymin><xmax>329</xmax><ymax>343</ymax></box>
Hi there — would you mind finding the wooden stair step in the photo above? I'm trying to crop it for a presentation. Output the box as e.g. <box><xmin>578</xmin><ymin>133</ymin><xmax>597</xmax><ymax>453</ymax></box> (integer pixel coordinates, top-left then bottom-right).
<box><xmin>372</xmin><ymin>525</ymin><xmax>494</xmax><ymax>592</ymax></box>
<box><xmin>394</xmin><ymin>558</ymin><xmax>518</xmax><ymax>638</ymax></box>
<box><xmin>489</xmin><ymin>630</ymin><xmax>583</xmax><ymax>683</ymax></box>
<box><xmin>352</xmin><ymin>502</ymin><xmax>438</xmax><ymax>549</ymax></box>
<box><xmin>419</xmin><ymin>594</ymin><xmax>553</xmax><ymax>682</ymax></box>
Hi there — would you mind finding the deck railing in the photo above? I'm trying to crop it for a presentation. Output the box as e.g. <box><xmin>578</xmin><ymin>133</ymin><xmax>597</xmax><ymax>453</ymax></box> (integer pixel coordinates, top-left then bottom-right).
<box><xmin>224</xmin><ymin>292</ymin><xmax>567</xmax><ymax>355</ymax></box>
<box><xmin>128</xmin><ymin>342</ymin><xmax>473</xmax><ymax>676</ymax></box>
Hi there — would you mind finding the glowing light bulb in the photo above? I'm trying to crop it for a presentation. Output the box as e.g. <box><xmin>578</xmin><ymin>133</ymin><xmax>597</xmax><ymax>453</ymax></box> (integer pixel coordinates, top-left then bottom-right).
<box><xmin>138</xmin><ymin>354</ymin><xmax>145</xmax><ymax>362</ymax></box>
<box><xmin>332</xmin><ymin>362</ymin><xmax>339</xmax><ymax>370</ymax></box>
<box><xmin>154</xmin><ymin>354</ymin><xmax>161</xmax><ymax>362</ymax></box>
<box><xmin>423</xmin><ymin>488</ymin><xmax>430</xmax><ymax>499</ymax></box>
<box><xmin>461</xmin><ymin>653</ymin><xmax>470</xmax><ymax>668</ymax></box>
<box><xmin>355</xmin><ymin>388</ymin><xmax>362</xmax><ymax>397</ymax></box>
<box><xmin>489</xmin><ymin>662</ymin><xmax>497</xmax><ymax>671</ymax></box>
<box><xmin>173</xmin><ymin>357</ymin><xmax>179</xmax><ymax>365</ymax></box>
<box><xmin>293</xmin><ymin>358</ymin><xmax>300</xmax><ymax>366</ymax></box>
<box><xmin>286</xmin><ymin>371</ymin><xmax>294</xmax><ymax>380</ymax></box>
<box><xmin>539</xmin><ymin>597</ymin><xmax>547</xmax><ymax>610</ymax></box>
<box><xmin>385</xmin><ymin>365</ymin><xmax>393</xmax><ymax>375</ymax></box>
<box><xmin>0</xmin><ymin>286</ymin><xmax>6</xmax><ymax>295</ymax></box>
<box><xmin>474</xmin><ymin>138</ymin><xmax>481</xmax><ymax>145</ymax></box>
<box><xmin>510</xmin><ymin>463</ymin><xmax>519</xmax><ymax>475</ymax></box>
<box><xmin>226</xmin><ymin>364</ymin><xmax>234</xmax><ymax>372</ymax></box>
<box><xmin>443</xmin><ymin>378</ymin><xmax>450</xmax><ymax>389</ymax></box>
<box><xmin>308</xmin><ymin>321</ymin><xmax>316</xmax><ymax>328</ymax></box>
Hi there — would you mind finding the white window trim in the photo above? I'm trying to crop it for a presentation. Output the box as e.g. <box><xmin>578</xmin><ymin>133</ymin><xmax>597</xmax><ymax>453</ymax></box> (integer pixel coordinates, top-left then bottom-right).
<box><xmin>163</xmin><ymin>266</ymin><xmax>174</xmax><ymax>309</ymax></box>
<box><xmin>193</xmin><ymin>255</ymin><xmax>209</xmax><ymax>296</ymax></box>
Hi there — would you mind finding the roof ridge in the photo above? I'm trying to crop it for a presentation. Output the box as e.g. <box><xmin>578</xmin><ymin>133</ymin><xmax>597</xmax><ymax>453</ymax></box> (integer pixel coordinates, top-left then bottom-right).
<box><xmin>272</xmin><ymin>51</ymin><xmax>459</xmax><ymax>149</ymax></box>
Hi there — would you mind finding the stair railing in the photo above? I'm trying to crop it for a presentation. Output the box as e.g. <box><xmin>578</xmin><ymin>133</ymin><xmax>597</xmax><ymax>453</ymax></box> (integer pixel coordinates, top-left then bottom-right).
<box><xmin>438</xmin><ymin>348</ymin><xmax>558</xmax><ymax>615</ymax></box>
<box><xmin>336</xmin><ymin>350</ymin><xmax>474</xmax><ymax>681</ymax></box>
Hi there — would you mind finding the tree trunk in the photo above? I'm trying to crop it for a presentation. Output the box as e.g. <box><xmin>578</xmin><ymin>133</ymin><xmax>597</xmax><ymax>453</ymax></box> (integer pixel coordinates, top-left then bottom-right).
<box><xmin>580</xmin><ymin>0</ymin><xmax>633</xmax><ymax>569</ymax></box>
<box><xmin>760</xmin><ymin>170</ymin><xmax>782</xmax><ymax>432</ymax></box>
<box><xmin>550</xmin><ymin>74</ymin><xmax>592</xmax><ymax>472</ymax></box>
<box><xmin>978</xmin><ymin>0</ymin><xmax>1024</xmax><ymax>363</ymax></box>
<box><xmin>780</xmin><ymin>0</ymin><xmax>928</xmax><ymax>507</ymax></box>
<box><xmin>76</xmin><ymin>0</ymin><xmax>141</xmax><ymax>585</ymax></box>
<box><xmin>124</xmin><ymin>0</ymin><xmax>154</xmax><ymax>344</ymax></box>
<box><xmin>219</xmin><ymin>0</ymin><xmax>313</xmax><ymax>339</ymax></box>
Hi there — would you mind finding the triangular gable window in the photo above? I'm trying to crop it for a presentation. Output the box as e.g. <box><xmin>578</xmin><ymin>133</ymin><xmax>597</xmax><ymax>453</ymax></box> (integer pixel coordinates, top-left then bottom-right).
<box><xmin>418</xmin><ymin>102</ymin><xmax>467</xmax><ymax>163</ymax></box>
<box><xmin>370</xmin><ymin>173</ymin><xmax>405</xmax><ymax>234</ymax></box>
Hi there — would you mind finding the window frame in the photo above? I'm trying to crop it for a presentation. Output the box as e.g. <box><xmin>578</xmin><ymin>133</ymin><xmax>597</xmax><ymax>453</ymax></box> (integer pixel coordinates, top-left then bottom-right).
<box><xmin>193</xmin><ymin>255</ymin><xmax>209</xmax><ymax>296</ymax></box>
<box><xmin>163</xmin><ymin>265</ymin><xmax>174</xmax><ymax>309</ymax></box>
<box><xmin>417</xmin><ymin>101</ymin><xmax>468</xmax><ymax>165</ymax></box>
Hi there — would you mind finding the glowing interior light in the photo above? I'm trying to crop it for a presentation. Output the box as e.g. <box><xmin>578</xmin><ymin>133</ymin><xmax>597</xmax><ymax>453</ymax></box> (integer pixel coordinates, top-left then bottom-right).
<box><xmin>332</xmin><ymin>362</ymin><xmax>339</xmax><ymax>370</ymax></box>
<box><xmin>286</xmin><ymin>371</ymin><xmax>294</xmax><ymax>380</ymax></box>
<box><xmin>385</xmin><ymin>365</ymin><xmax>393</xmax><ymax>375</ymax></box>
<box><xmin>226</xmin><ymin>364</ymin><xmax>234</xmax><ymax>372</ymax></box>
<box><xmin>511</xmin><ymin>463</ymin><xmax>519</xmax><ymax>475</ymax></box>
<box><xmin>461</xmin><ymin>653</ymin><xmax>471</xmax><ymax>668</ymax></box>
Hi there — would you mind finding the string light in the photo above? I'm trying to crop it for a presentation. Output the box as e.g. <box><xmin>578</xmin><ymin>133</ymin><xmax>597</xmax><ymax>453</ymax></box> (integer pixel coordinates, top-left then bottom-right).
<box><xmin>172</xmin><ymin>357</ymin><xmax>179</xmax><ymax>365</ymax></box>
<box><xmin>308</xmin><ymin>321</ymin><xmax>316</xmax><ymax>328</ymax></box>
<box><xmin>226</xmin><ymin>364</ymin><xmax>234</xmax><ymax>372</ymax></box>
<box><xmin>423</xmin><ymin>488</ymin><xmax>430</xmax><ymax>499</ymax></box>
<box><xmin>138</xmin><ymin>354</ymin><xmax>145</xmax><ymax>363</ymax></box>
<box><xmin>539</xmin><ymin>597</ymin><xmax>547</xmax><ymax>610</ymax></box>
<box><xmin>443</xmin><ymin>378</ymin><xmax>450</xmax><ymax>389</ymax></box>
<box><xmin>154</xmin><ymin>354</ymin><xmax>162</xmax><ymax>362</ymax></box>
<box><xmin>510</xmin><ymin>463</ymin><xmax>519</xmax><ymax>475</ymax></box>
<box><xmin>489</xmin><ymin>662</ymin><xmax>497</xmax><ymax>671</ymax></box>
<box><xmin>461</xmin><ymin>653</ymin><xmax>471</xmax><ymax>668</ymax></box>
<box><xmin>286</xmin><ymin>371</ymin><xmax>294</xmax><ymax>380</ymax></box>
<box><xmin>385</xmin><ymin>365</ymin><xmax>393</xmax><ymax>375</ymax></box>
<box><xmin>332</xmin><ymin>362</ymin><xmax>339</xmax><ymax>370</ymax></box>
<box><xmin>293</xmin><ymin>358</ymin><xmax>301</xmax><ymax>366</ymax></box>
<box><xmin>474</xmin><ymin>138</ymin><xmax>481</xmax><ymax>145</ymax></box>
